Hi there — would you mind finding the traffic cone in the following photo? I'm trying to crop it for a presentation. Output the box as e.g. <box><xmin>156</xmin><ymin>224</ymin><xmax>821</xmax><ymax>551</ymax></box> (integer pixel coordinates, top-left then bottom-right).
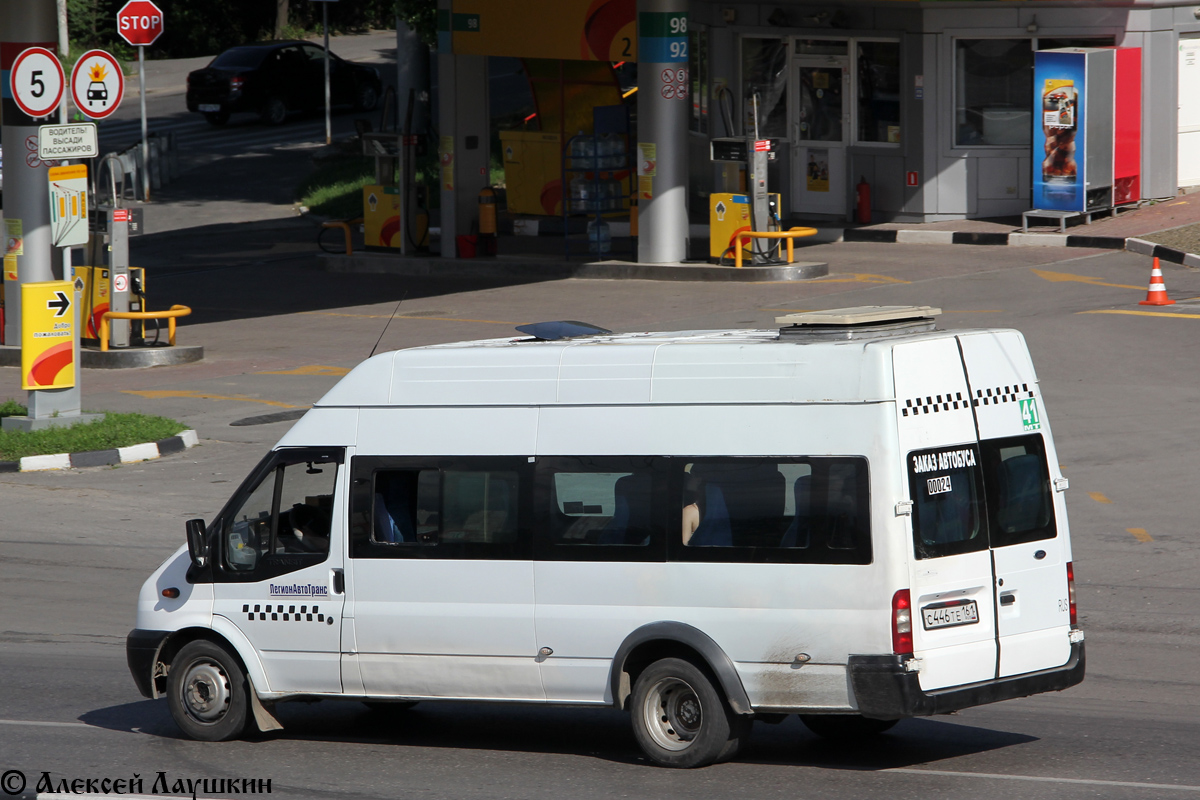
<box><xmin>1139</xmin><ymin>258</ymin><xmax>1175</xmax><ymax>306</ymax></box>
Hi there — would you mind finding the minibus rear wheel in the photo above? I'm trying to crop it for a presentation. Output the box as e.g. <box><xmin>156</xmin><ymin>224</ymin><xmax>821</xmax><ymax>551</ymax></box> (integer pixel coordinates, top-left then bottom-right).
<box><xmin>631</xmin><ymin>657</ymin><xmax>750</xmax><ymax>768</ymax></box>
<box><xmin>799</xmin><ymin>714</ymin><xmax>898</xmax><ymax>740</ymax></box>
<box><xmin>167</xmin><ymin>640</ymin><xmax>250</xmax><ymax>741</ymax></box>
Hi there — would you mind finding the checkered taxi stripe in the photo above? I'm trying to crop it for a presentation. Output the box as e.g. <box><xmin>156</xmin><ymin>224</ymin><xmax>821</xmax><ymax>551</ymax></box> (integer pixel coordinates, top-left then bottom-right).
<box><xmin>973</xmin><ymin>384</ymin><xmax>1034</xmax><ymax>407</ymax></box>
<box><xmin>902</xmin><ymin>392</ymin><xmax>966</xmax><ymax>416</ymax></box>
<box><xmin>244</xmin><ymin>603</ymin><xmax>325</xmax><ymax>623</ymax></box>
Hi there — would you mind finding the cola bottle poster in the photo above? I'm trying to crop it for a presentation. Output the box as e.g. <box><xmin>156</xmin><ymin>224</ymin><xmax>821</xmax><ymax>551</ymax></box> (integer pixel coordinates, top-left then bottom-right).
<box><xmin>1033</xmin><ymin>51</ymin><xmax>1087</xmax><ymax>211</ymax></box>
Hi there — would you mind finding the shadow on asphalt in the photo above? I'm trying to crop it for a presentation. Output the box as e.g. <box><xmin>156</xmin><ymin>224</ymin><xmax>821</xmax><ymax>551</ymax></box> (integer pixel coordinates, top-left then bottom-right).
<box><xmin>131</xmin><ymin>217</ymin><xmax>562</xmax><ymax>327</ymax></box>
<box><xmin>80</xmin><ymin>697</ymin><xmax>1036</xmax><ymax>769</ymax></box>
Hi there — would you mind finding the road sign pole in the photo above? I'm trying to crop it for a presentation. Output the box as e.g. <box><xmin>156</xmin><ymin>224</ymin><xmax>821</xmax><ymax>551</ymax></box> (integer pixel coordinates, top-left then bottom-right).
<box><xmin>1</xmin><ymin>2</ymin><xmax>60</xmax><ymax>348</ymax></box>
<box><xmin>323</xmin><ymin>2</ymin><xmax>332</xmax><ymax>145</ymax></box>
<box><xmin>139</xmin><ymin>45</ymin><xmax>150</xmax><ymax>200</ymax></box>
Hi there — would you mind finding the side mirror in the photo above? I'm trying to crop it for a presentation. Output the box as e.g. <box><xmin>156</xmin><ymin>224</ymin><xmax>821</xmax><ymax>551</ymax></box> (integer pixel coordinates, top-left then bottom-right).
<box><xmin>185</xmin><ymin>518</ymin><xmax>209</xmax><ymax>568</ymax></box>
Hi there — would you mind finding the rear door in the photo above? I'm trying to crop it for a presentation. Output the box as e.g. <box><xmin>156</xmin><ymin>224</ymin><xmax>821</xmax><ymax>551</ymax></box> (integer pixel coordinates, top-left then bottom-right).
<box><xmin>958</xmin><ymin>331</ymin><xmax>1072</xmax><ymax>678</ymax></box>
<box><xmin>894</xmin><ymin>338</ymin><xmax>998</xmax><ymax>691</ymax></box>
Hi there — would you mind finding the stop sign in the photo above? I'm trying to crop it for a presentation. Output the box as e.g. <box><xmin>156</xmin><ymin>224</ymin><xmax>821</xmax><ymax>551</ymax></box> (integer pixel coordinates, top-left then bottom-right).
<box><xmin>117</xmin><ymin>0</ymin><xmax>164</xmax><ymax>46</ymax></box>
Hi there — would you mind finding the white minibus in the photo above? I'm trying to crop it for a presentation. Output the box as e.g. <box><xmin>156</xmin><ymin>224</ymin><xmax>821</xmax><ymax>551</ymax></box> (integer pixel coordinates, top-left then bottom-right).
<box><xmin>127</xmin><ymin>307</ymin><xmax>1084</xmax><ymax>768</ymax></box>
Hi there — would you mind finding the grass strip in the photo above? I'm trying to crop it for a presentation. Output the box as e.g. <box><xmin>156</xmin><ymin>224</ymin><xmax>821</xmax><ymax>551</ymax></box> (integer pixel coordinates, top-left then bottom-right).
<box><xmin>0</xmin><ymin>406</ymin><xmax>187</xmax><ymax>461</ymax></box>
<box><xmin>298</xmin><ymin>152</ymin><xmax>376</xmax><ymax>219</ymax></box>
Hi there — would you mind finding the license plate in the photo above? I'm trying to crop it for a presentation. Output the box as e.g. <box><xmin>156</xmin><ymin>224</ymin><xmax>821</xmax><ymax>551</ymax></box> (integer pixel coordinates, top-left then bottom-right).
<box><xmin>199</xmin><ymin>104</ymin><xmax>221</xmax><ymax>112</ymax></box>
<box><xmin>922</xmin><ymin>599</ymin><xmax>979</xmax><ymax>630</ymax></box>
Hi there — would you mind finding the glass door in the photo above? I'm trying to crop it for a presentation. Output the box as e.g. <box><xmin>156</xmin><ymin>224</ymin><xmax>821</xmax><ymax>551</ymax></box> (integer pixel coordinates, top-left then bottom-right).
<box><xmin>791</xmin><ymin>56</ymin><xmax>850</xmax><ymax>216</ymax></box>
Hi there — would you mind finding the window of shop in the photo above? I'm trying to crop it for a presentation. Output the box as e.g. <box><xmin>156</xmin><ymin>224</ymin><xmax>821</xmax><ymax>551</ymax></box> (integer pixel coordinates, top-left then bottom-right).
<box><xmin>857</xmin><ymin>41</ymin><xmax>901</xmax><ymax>144</ymax></box>
<box><xmin>741</xmin><ymin>37</ymin><xmax>789</xmax><ymax>137</ymax></box>
<box><xmin>740</xmin><ymin>36</ymin><xmax>901</xmax><ymax>147</ymax></box>
<box><xmin>954</xmin><ymin>37</ymin><xmax>1115</xmax><ymax>147</ymax></box>
<box><xmin>689</xmin><ymin>25</ymin><xmax>709</xmax><ymax>134</ymax></box>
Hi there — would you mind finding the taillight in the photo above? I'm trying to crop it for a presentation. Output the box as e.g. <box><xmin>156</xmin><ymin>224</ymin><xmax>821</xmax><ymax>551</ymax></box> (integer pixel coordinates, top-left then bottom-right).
<box><xmin>230</xmin><ymin>76</ymin><xmax>244</xmax><ymax>91</ymax></box>
<box><xmin>892</xmin><ymin>589</ymin><xmax>913</xmax><ymax>654</ymax></box>
<box><xmin>1066</xmin><ymin>561</ymin><xmax>1077</xmax><ymax>626</ymax></box>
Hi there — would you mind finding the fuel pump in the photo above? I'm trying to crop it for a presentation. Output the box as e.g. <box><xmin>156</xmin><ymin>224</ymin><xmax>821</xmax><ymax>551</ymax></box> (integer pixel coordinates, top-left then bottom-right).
<box><xmin>84</xmin><ymin>157</ymin><xmax>148</xmax><ymax>348</ymax></box>
<box><xmin>708</xmin><ymin>136</ymin><xmax>782</xmax><ymax>264</ymax></box>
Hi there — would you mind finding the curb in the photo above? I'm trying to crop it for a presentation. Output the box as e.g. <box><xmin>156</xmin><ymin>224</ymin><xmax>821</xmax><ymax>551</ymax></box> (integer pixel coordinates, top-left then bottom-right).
<box><xmin>1125</xmin><ymin>238</ymin><xmax>1200</xmax><ymax>268</ymax></box>
<box><xmin>840</xmin><ymin>228</ymin><xmax>1200</xmax><ymax>265</ymax></box>
<box><xmin>322</xmin><ymin>253</ymin><xmax>830</xmax><ymax>282</ymax></box>
<box><xmin>0</xmin><ymin>429</ymin><xmax>199</xmax><ymax>473</ymax></box>
<box><xmin>842</xmin><ymin>227</ymin><xmax>1129</xmax><ymax>250</ymax></box>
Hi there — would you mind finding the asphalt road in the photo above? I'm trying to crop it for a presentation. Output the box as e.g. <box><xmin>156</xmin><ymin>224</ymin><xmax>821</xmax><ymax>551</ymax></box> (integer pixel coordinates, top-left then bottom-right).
<box><xmin>3</xmin><ymin>242</ymin><xmax>1200</xmax><ymax>799</ymax></box>
<box><xmin>3</xmin><ymin>36</ymin><xmax>1200</xmax><ymax>800</ymax></box>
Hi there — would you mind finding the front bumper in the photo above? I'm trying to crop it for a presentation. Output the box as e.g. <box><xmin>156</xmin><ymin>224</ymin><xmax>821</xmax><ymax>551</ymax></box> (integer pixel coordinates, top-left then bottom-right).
<box><xmin>849</xmin><ymin>639</ymin><xmax>1085</xmax><ymax>719</ymax></box>
<box><xmin>126</xmin><ymin>629</ymin><xmax>171</xmax><ymax>699</ymax></box>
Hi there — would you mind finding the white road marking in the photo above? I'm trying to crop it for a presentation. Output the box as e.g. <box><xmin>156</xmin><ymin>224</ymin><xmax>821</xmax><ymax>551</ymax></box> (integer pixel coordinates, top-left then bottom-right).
<box><xmin>0</xmin><ymin>718</ymin><xmax>93</xmax><ymax>728</ymax></box>
<box><xmin>885</xmin><ymin>767</ymin><xmax>1200</xmax><ymax>792</ymax></box>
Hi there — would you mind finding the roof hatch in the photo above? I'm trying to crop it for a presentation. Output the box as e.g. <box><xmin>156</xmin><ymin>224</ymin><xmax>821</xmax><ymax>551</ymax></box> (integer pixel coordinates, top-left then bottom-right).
<box><xmin>776</xmin><ymin>306</ymin><xmax>941</xmax><ymax>340</ymax></box>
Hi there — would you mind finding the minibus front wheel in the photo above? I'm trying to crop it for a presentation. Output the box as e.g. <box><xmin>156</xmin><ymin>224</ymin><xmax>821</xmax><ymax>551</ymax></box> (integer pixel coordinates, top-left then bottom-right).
<box><xmin>167</xmin><ymin>640</ymin><xmax>250</xmax><ymax>741</ymax></box>
<box><xmin>631</xmin><ymin>657</ymin><xmax>751</xmax><ymax>768</ymax></box>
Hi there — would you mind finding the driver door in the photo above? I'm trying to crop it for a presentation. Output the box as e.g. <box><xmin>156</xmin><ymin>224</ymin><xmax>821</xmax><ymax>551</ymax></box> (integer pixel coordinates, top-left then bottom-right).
<box><xmin>211</xmin><ymin>448</ymin><xmax>347</xmax><ymax>694</ymax></box>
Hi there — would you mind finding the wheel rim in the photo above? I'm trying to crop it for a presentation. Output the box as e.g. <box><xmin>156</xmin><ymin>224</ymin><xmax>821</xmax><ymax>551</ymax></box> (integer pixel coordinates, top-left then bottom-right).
<box><xmin>180</xmin><ymin>659</ymin><xmax>231</xmax><ymax>723</ymax></box>
<box><xmin>642</xmin><ymin>676</ymin><xmax>703</xmax><ymax>751</ymax></box>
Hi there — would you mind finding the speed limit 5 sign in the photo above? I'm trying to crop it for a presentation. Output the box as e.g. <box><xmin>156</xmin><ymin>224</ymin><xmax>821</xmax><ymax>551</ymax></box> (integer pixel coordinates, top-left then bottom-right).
<box><xmin>9</xmin><ymin>46</ymin><xmax>65</xmax><ymax>119</ymax></box>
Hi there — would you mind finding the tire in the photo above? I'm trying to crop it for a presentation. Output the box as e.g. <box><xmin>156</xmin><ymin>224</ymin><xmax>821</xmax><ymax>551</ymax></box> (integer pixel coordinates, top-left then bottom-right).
<box><xmin>799</xmin><ymin>714</ymin><xmax>898</xmax><ymax>740</ymax></box>
<box><xmin>261</xmin><ymin>96</ymin><xmax>287</xmax><ymax>126</ymax></box>
<box><xmin>204</xmin><ymin>110</ymin><xmax>230</xmax><ymax>126</ymax></box>
<box><xmin>630</xmin><ymin>657</ymin><xmax>751</xmax><ymax>768</ymax></box>
<box><xmin>167</xmin><ymin>640</ymin><xmax>250</xmax><ymax>742</ymax></box>
<box><xmin>355</xmin><ymin>83</ymin><xmax>379</xmax><ymax>112</ymax></box>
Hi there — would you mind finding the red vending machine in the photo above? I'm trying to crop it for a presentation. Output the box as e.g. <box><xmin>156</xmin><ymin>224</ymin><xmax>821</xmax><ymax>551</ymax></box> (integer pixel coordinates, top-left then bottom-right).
<box><xmin>1032</xmin><ymin>47</ymin><xmax>1141</xmax><ymax>214</ymax></box>
<box><xmin>1112</xmin><ymin>48</ymin><xmax>1142</xmax><ymax>206</ymax></box>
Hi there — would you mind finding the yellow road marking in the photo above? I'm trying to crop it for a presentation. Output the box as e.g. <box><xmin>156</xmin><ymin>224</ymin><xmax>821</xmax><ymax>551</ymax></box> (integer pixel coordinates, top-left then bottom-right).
<box><xmin>1079</xmin><ymin>309</ymin><xmax>1200</xmax><ymax>320</ymax></box>
<box><xmin>302</xmin><ymin>311</ymin><xmax>522</xmax><ymax>325</ymax></box>
<box><xmin>1127</xmin><ymin>527</ymin><xmax>1153</xmax><ymax>543</ymax></box>
<box><xmin>258</xmin><ymin>365</ymin><xmax>350</xmax><ymax>376</ymax></box>
<box><xmin>1031</xmin><ymin>268</ymin><xmax>1144</xmax><ymax>291</ymax></box>
<box><xmin>809</xmin><ymin>273</ymin><xmax>911</xmax><ymax>285</ymax></box>
<box><xmin>1088</xmin><ymin>492</ymin><xmax>1113</xmax><ymax>504</ymax></box>
<box><xmin>123</xmin><ymin>389</ymin><xmax>307</xmax><ymax>409</ymax></box>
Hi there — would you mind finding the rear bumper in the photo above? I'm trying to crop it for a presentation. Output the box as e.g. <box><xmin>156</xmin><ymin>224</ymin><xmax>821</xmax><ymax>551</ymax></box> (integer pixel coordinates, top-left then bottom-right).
<box><xmin>849</xmin><ymin>639</ymin><xmax>1085</xmax><ymax>719</ymax></box>
<box><xmin>126</xmin><ymin>628</ymin><xmax>171</xmax><ymax>699</ymax></box>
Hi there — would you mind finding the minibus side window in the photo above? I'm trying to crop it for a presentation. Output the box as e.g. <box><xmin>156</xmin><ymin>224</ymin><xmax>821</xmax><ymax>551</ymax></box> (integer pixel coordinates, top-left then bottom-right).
<box><xmin>980</xmin><ymin>434</ymin><xmax>1057</xmax><ymax>547</ymax></box>
<box><xmin>907</xmin><ymin>445</ymin><xmax>987</xmax><ymax>560</ymax></box>
<box><xmin>672</xmin><ymin>457</ymin><xmax>871</xmax><ymax>565</ymax></box>
<box><xmin>221</xmin><ymin>454</ymin><xmax>338</xmax><ymax>575</ymax></box>
<box><xmin>351</xmin><ymin>457</ymin><xmax>531</xmax><ymax>560</ymax></box>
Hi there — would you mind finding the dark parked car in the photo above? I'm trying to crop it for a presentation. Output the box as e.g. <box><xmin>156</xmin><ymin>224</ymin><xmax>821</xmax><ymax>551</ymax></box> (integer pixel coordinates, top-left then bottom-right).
<box><xmin>186</xmin><ymin>40</ymin><xmax>381</xmax><ymax>126</ymax></box>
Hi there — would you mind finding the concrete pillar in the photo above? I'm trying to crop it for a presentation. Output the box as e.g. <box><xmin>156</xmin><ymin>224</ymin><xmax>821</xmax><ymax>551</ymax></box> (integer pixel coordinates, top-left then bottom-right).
<box><xmin>437</xmin><ymin>53</ymin><xmax>490</xmax><ymax>256</ymax></box>
<box><xmin>396</xmin><ymin>18</ymin><xmax>430</xmax><ymax>136</ymax></box>
<box><xmin>1</xmin><ymin>0</ymin><xmax>59</xmax><ymax>345</ymax></box>
<box><xmin>436</xmin><ymin>0</ymin><xmax>490</xmax><ymax>257</ymax></box>
<box><xmin>636</xmin><ymin>0</ymin><xmax>690</xmax><ymax>264</ymax></box>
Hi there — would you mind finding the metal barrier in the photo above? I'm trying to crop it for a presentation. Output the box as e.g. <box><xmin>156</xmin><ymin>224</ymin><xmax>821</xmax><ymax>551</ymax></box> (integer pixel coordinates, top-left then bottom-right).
<box><xmin>100</xmin><ymin>305</ymin><xmax>192</xmax><ymax>352</ymax></box>
<box><xmin>734</xmin><ymin>227</ymin><xmax>819</xmax><ymax>268</ymax></box>
<box><xmin>320</xmin><ymin>218</ymin><xmax>363</xmax><ymax>255</ymax></box>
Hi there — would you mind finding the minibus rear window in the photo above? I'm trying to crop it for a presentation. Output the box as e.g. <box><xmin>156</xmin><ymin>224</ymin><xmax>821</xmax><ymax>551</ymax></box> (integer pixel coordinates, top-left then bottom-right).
<box><xmin>675</xmin><ymin>457</ymin><xmax>871</xmax><ymax>564</ymax></box>
<box><xmin>907</xmin><ymin>445</ymin><xmax>987</xmax><ymax>560</ymax></box>
<box><xmin>980</xmin><ymin>434</ymin><xmax>1057</xmax><ymax>547</ymax></box>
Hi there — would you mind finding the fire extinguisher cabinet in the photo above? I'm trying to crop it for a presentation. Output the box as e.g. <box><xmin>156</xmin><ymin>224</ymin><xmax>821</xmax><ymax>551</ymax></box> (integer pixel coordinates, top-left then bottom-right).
<box><xmin>1031</xmin><ymin>47</ymin><xmax>1141</xmax><ymax>215</ymax></box>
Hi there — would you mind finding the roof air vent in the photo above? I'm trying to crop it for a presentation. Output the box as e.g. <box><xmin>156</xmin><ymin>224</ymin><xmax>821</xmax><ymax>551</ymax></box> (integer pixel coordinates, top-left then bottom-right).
<box><xmin>515</xmin><ymin>320</ymin><xmax>613</xmax><ymax>341</ymax></box>
<box><xmin>776</xmin><ymin>306</ymin><xmax>941</xmax><ymax>340</ymax></box>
